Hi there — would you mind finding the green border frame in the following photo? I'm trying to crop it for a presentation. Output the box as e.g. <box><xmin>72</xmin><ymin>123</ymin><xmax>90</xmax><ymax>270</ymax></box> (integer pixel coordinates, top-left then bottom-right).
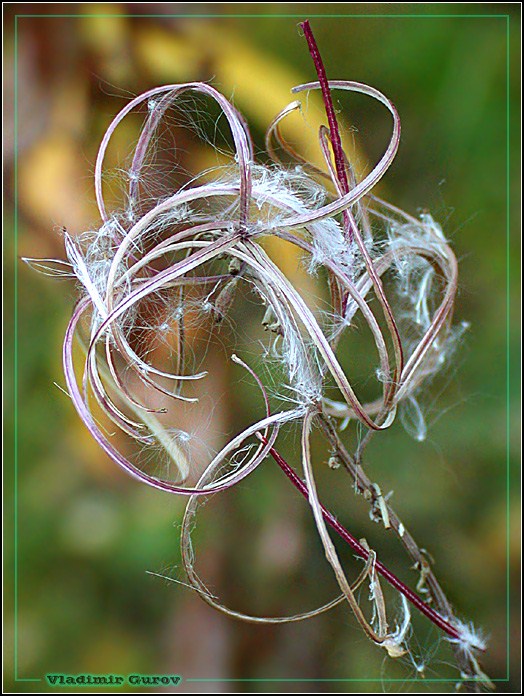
<box><xmin>11</xmin><ymin>8</ymin><xmax>514</xmax><ymax>689</ymax></box>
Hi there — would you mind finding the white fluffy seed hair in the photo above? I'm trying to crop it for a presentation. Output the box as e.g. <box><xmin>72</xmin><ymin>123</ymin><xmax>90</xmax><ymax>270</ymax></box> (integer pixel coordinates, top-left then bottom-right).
<box><xmin>449</xmin><ymin>619</ymin><xmax>488</xmax><ymax>654</ymax></box>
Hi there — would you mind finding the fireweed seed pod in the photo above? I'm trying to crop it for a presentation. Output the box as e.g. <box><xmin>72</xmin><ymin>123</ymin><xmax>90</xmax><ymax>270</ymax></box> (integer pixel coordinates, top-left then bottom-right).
<box><xmin>24</xmin><ymin>19</ymin><xmax>492</xmax><ymax>688</ymax></box>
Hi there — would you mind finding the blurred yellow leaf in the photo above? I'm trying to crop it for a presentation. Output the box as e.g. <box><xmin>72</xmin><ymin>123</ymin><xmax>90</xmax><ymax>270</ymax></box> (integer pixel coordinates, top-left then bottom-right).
<box><xmin>136</xmin><ymin>25</ymin><xmax>202</xmax><ymax>82</ymax></box>
<box><xmin>79</xmin><ymin>8</ymin><xmax>131</xmax><ymax>83</ymax></box>
<box><xmin>19</xmin><ymin>132</ymin><xmax>97</xmax><ymax>236</ymax></box>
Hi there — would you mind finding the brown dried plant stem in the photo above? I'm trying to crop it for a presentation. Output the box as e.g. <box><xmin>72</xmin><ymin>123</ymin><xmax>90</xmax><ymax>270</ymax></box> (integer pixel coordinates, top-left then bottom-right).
<box><xmin>299</xmin><ymin>18</ymin><xmax>490</xmax><ymax>691</ymax></box>
<box><xmin>317</xmin><ymin>416</ymin><xmax>492</xmax><ymax>691</ymax></box>
<box><xmin>31</xmin><ymin>15</ymin><xmax>494</xmax><ymax>688</ymax></box>
<box><xmin>258</xmin><ymin>429</ymin><xmax>461</xmax><ymax>642</ymax></box>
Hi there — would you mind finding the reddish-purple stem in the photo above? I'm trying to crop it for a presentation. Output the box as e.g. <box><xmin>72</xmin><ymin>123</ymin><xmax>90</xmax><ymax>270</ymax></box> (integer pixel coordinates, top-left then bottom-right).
<box><xmin>300</xmin><ymin>20</ymin><xmax>355</xmax><ymax>244</ymax></box>
<box><xmin>300</xmin><ymin>20</ymin><xmax>349</xmax><ymax>196</ymax></box>
<box><xmin>259</xmin><ymin>434</ymin><xmax>463</xmax><ymax>643</ymax></box>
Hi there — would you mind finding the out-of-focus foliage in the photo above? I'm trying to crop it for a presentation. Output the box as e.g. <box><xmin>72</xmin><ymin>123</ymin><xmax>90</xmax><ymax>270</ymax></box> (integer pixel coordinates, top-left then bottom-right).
<box><xmin>4</xmin><ymin>4</ymin><xmax>520</xmax><ymax>692</ymax></box>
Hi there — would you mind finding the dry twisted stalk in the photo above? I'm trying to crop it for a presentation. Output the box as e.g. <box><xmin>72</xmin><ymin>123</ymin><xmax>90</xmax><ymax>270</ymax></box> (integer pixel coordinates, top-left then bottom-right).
<box><xmin>24</xmin><ymin>20</ymin><xmax>493</xmax><ymax>690</ymax></box>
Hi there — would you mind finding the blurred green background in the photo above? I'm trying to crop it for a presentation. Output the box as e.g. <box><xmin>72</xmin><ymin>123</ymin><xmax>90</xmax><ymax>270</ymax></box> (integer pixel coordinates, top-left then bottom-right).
<box><xmin>4</xmin><ymin>3</ymin><xmax>520</xmax><ymax>693</ymax></box>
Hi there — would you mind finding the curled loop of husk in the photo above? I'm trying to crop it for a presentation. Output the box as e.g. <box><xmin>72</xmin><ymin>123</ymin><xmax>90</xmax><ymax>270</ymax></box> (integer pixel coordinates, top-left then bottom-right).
<box><xmin>27</xmin><ymin>72</ymin><xmax>485</xmax><ymax>673</ymax></box>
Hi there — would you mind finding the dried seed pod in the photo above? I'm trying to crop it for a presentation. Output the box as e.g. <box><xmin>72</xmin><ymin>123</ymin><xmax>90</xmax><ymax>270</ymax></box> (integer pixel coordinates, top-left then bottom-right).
<box><xmin>213</xmin><ymin>277</ymin><xmax>239</xmax><ymax>324</ymax></box>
